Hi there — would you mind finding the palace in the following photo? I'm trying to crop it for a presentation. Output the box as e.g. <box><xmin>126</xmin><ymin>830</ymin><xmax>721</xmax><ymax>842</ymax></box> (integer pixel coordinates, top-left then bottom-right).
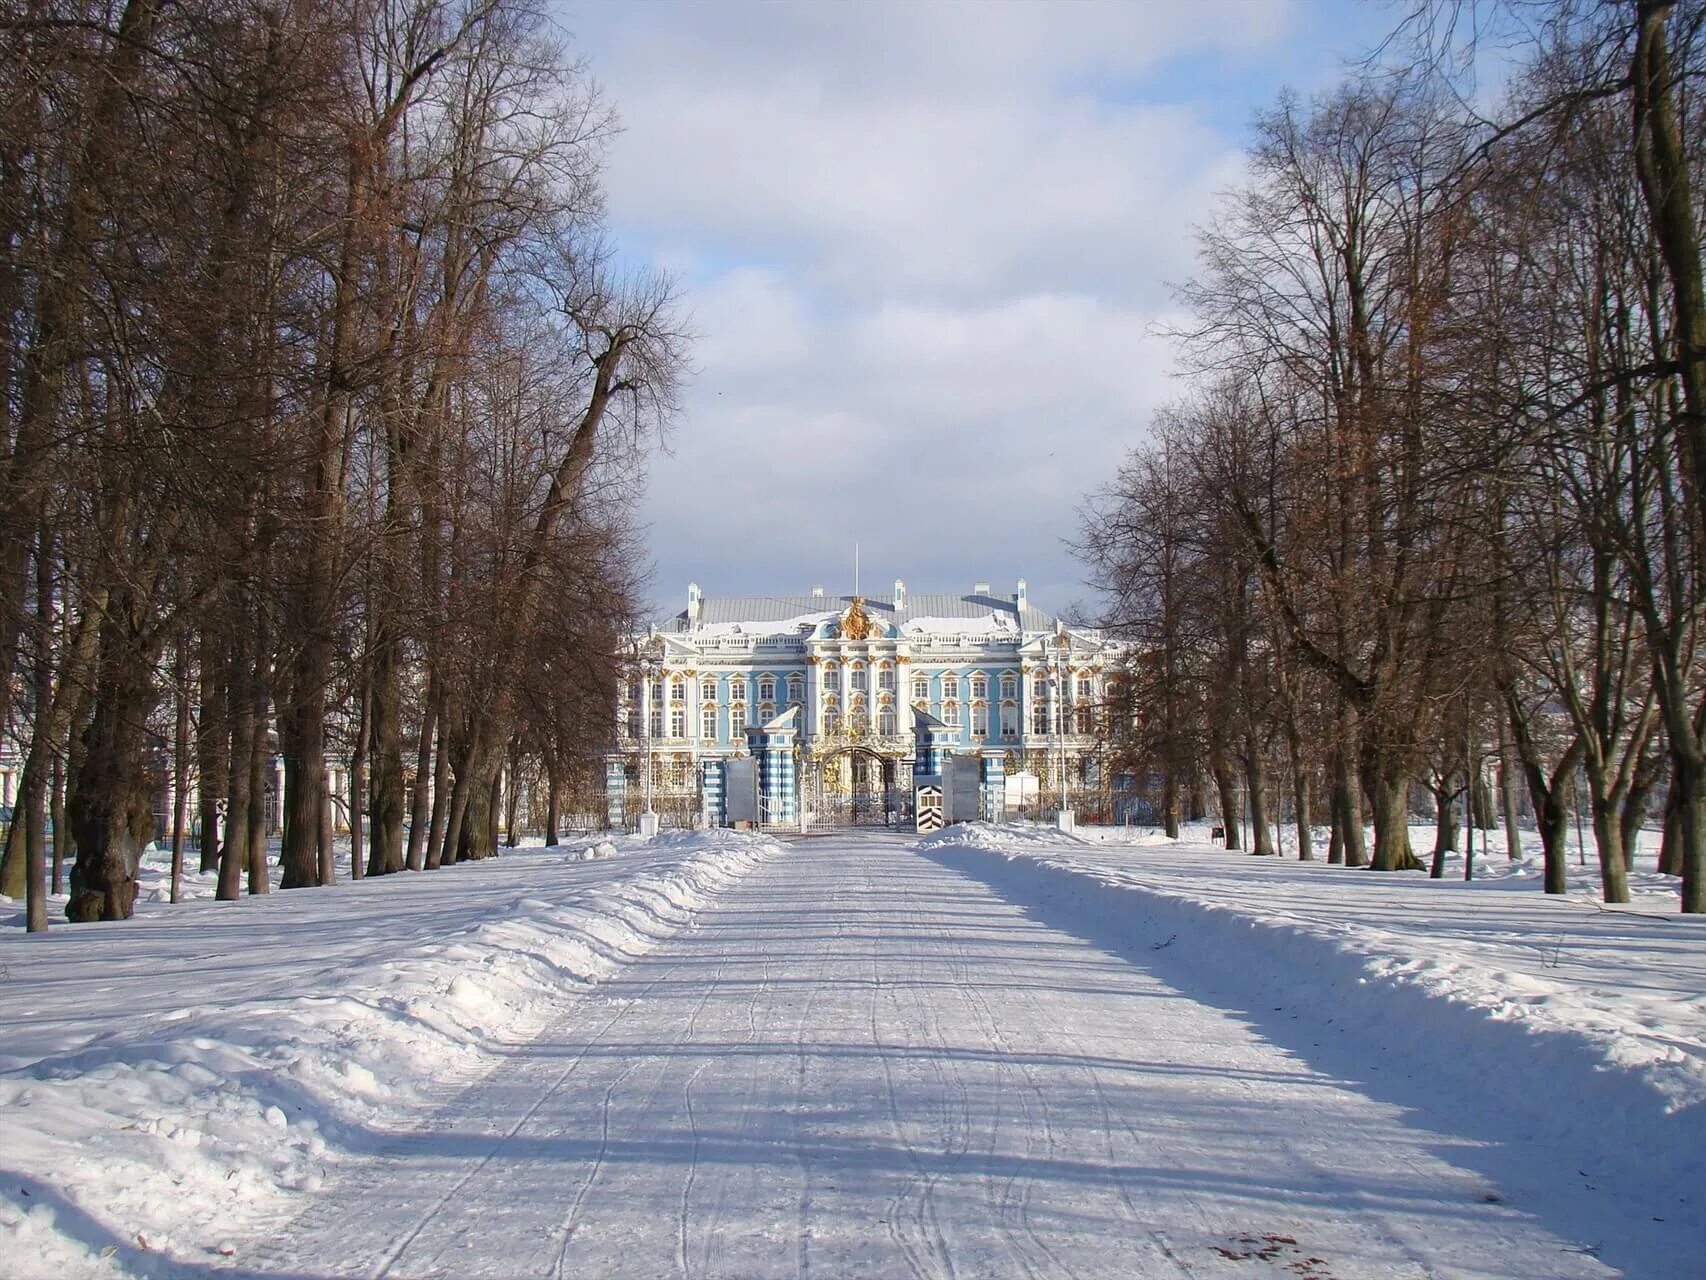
<box><xmin>609</xmin><ymin>579</ymin><xmax>1120</xmax><ymax>829</ymax></box>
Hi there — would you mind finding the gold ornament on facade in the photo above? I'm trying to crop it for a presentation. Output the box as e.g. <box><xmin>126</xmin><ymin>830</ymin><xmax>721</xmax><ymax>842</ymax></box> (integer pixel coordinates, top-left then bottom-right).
<box><xmin>841</xmin><ymin>596</ymin><xmax>876</xmax><ymax>641</ymax></box>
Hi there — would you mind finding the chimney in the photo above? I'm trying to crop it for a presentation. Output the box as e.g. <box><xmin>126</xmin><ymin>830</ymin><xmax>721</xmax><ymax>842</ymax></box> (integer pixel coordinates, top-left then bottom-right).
<box><xmin>810</xmin><ymin>585</ymin><xmax>825</xmax><ymax>599</ymax></box>
<box><xmin>973</xmin><ymin>581</ymin><xmax>991</xmax><ymax>596</ymax></box>
<box><xmin>1016</xmin><ymin>578</ymin><xmax>1028</xmax><ymax>610</ymax></box>
<box><xmin>687</xmin><ymin>582</ymin><xmax>702</xmax><ymax>624</ymax></box>
<box><xmin>893</xmin><ymin>579</ymin><xmax>906</xmax><ymax>612</ymax></box>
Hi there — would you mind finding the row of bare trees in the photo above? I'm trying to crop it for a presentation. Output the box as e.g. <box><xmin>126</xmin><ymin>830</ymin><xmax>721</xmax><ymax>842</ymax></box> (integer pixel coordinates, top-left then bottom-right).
<box><xmin>1084</xmin><ymin>1</ymin><xmax>1706</xmax><ymax>911</ymax></box>
<box><xmin>0</xmin><ymin>0</ymin><xmax>679</xmax><ymax>931</ymax></box>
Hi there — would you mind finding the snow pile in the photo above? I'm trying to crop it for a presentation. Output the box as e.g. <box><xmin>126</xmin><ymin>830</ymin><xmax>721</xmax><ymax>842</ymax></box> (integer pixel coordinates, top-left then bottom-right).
<box><xmin>0</xmin><ymin>829</ymin><xmax>781</xmax><ymax>1277</ymax></box>
<box><xmin>695</xmin><ymin>611</ymin><xmax>836</xmax><ymax>638</ymax></box>
<box><xmin>901</xmin><ymin>611</ymin><xmax>1018</xmax><ymax>638</ymax></box>
<box><xmin>921</xmin><ymin>822</ymin><xmax>1706</xmax><ymax>1239</ymax></box>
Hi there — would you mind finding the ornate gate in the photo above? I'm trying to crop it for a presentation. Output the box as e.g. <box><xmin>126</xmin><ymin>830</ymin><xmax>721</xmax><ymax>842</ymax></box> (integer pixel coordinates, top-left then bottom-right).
<box><xmin>804</xmin><ymin>748</ymin><xmax>907</xmax><ymax>830</ymax></box>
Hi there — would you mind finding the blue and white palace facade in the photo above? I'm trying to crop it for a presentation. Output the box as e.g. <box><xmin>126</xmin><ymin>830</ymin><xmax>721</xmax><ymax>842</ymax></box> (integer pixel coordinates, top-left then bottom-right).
<box><xmin>607</xmin><ymin>579</ymin><xmax>1120</xmax><ymax>829</ymax></box>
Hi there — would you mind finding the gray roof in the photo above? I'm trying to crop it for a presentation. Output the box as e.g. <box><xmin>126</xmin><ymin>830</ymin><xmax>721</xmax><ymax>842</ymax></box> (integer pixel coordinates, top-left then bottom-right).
<box><xmin>659</xmin><ymin>589</ymin><xmax>1057</xmax><ymax>635</ymax></box>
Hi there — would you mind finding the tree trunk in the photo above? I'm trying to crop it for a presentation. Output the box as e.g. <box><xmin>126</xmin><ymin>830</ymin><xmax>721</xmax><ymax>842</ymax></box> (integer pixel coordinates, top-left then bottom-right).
<box><xmin>197</xmin><ymin>647</ymin><xmax>224</xmax><ymax>873</ymax></box>
<box><xmin>1245</xmin><ymin>745</ymin><xmax>1277</xmax><ymax>855</ymax></box>
<box><xmin>170</xmin><ymin>643</ymin><xmax>190</xmax><ymax>904</ymax></box>
<box><xmin>1670</xmin><ymin>746</ymin><xmax>1706</xmax><ymax>912</ymax></box>
<box><xmin>317</xmin><ymin>771</ymin><xmax>335</xmax><ymax>886</ymax></box>
<box><xmin>67</xmin><ymin>618</ymin><xmax>157</xmax><ymax>922</ymax></box>
<box><xmin>1499</xmin><ymin>730</ymin><xmax>1523</xmax><ymax>860</ymax></box>
<box><xmin>1659</xmin><ymin>781</ymin><xmax>1683</xmax><ymax>875</ymax></box>
<box><xmin>544</xmin><ymin>752</ymin><xmax>560</xmax><ymax>847</ymax></box>
<box><xmin>405</xmin><ymin>677</ymin><xmax>437</xmax><ymax>869</ymax></box>
<box><xmin>1332</xmin><ymin>744</ymin><xmax>1366</xmax><ymax>867</ymax></box>
<box><xmin>1590</xmin><ymin>796</ymin><xmax>1631</xmax><ymax>905</ymax></box>
<box><xmin>425</xmin><ymin>706</ymin><xmax>453</xmax><ymax>869</ymax></box>
<box><xmin>218</xmin><ymin>629</ymin><xmax>253</xmax><ymax>902</ymax></box>
<box><xmin>246</xmin><ymin>680</ymin><xmax>270</xmax><ymax>895</ymax></box>
<box><xmin>366</xmin><ymin>633</ymin><xmax>406</xmax><ymax>875</ymax></box>
<box><xmin>50</xmin><ymin>752</ymin><xmax>65</xmax><ymax>896</ymax></box>
<box><xmin>1367</xmin><ymin>761</ymin><xmax>1419</xmax><ymax>872</ymax></box>
<box><xmin>349</xmin><ymin>675</ymin><xmax>370</xmax><ymax>880</ymax></box>
<box><xmin>1161</xmin><ymin>766</ymin><xmax>1181</xmax><ymax>839</ymax></box>
<box><xmin>1211</xmin><ymin>755</ymin><xmax>1241</xmax><ymax>850</ymax></box>
<box><xmin>503</xmin><ymin>746</ymin><xmax>520</xmax><ymax>848</ymax></box>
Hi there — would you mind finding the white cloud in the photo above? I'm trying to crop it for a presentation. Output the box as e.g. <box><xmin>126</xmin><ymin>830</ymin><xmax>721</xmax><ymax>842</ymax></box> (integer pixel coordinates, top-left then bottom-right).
<box><xmin>556</xmin><ymin>0</ymin><xmax>1315</xmax><ymax>616</ymax></box>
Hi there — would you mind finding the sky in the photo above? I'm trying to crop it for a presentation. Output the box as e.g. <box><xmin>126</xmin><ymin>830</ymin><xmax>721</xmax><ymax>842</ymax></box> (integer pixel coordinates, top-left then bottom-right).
<box><xmin>557</xmin><ymin>0</ymin><xmax>1393</xmax><ymax>623</ymax></box>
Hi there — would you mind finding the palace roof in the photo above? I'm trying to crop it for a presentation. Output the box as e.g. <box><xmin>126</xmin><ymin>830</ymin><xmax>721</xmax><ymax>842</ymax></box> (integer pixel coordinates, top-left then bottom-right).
<box><xmin>658</xmin><ymin>586</ymin><xmax>1060</xmax><ymax>638</ymax></box>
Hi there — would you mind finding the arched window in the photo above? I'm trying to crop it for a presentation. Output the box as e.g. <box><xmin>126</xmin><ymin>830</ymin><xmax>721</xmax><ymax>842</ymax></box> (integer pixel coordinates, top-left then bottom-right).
<box><xmin>1000</xmin><ymin>672</ymin><xmax>1017</xmax><ymax>700</ymax></box>
<box><xmin>971</xmin><ymin>702</ymin><xmax>988</xmax><ymax>737</ymax></box>
<box><xmin>970</xmin><ymin>674</ymin><xmax>987</xmax><ymax>700</ymax></box>
<box><xmin>1032</xmin><ymin>701</ymin><xmax>1048</xmax><ymax>735</ymax></box>
<box><xmin>669</xmin><ymin>675</ymin><xmax>686</xmax><ymax>702</ymax></box>
<box><xmin>822</xmin><ymin>663</ymin><xmax>839</xmax><ymax>691</ymax></box>
<box><xmin>758</xmin><ymin>675</ymin><xmax>776</xmax><ymax>702</ymax></box>
<box><xmin>823</xmin><ymin>695</ymin><xmax>840</xmax><ymax>735</ymax></box>
<box><xmin>943</xmin><ymin>699</ymin><xmax>961</xmax><ymax>727</ymax></box>
<box><xmin>669</xmin><ymin>707</ymin><xmax>686</xmax><ymax>738</ymax></box>
<box><xmin>850</xmin><ymin>662</ymin><xmax>867</xmax><ymax>691</ymax></box>
<box><xmin>878</xmin><ymin>662</ymin><xmax>895</xmax><ymax>691</ymax></box>
<box><xmin>702</xmin><ymin>704</ymin><xmax>717</xmax><ymax>740</ymax></box>
<box><xmin>942</xmin><ymin>674</ymin><xmax>959</xmax><ymax>701</ymax></box>
<box><xmin>730</xmin><ymin>703</ymin><xmax>747</xmax><ymax>739</ymax></box>
<box><xmin>1000</xmin><ymin>701</ymin><xmax>1018</xmax><ymax>738</ymax></box>
<box><xmin>879</xmin><ymin>702</ymin><xmax>897</xmax><ymax>735</ymax></box>
<box><xmin>1075</xmin><ymin>706</ymin><xmax>1091</xmax><ymax>734</ymax></box>
<box><xmin>1076</xmin><ymin>676</ymin><xmax>1091</xmax><ymax>701</ymax></box>
<box><xmin>649</xmin><ymin>706</ymin><xmax>665</xmax><ymax>738</ymax></box>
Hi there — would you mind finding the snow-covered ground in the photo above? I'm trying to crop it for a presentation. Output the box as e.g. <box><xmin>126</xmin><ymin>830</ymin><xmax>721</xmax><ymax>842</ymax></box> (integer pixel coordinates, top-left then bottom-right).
<box><xmin>3</xmin><ymin>820</ymin><xmax>1700</xmax><ymax>1277</ymax></box>
<box><xmin>0</xmin><ymin>829</ymin><xmax>781</xmax><ymax>1277</ymax></box>
<box><xmin>923</xmin><ymin>820</ymin><xmax>1705</xmax><ymax>1277</ymax></box>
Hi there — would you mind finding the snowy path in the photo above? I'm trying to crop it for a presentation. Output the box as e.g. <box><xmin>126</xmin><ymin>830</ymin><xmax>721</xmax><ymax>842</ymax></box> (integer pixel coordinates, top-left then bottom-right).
<box><xmin>246</xmin><ymin>834</ymin><xmax>1614</xmax><ymax>1280</ymax></box>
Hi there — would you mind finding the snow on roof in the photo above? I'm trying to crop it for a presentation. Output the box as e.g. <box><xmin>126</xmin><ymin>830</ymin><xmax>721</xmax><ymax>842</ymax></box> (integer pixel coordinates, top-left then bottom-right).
<box><xmin>693</xmin><ymin>611</ymin><xmax>838</xmax><ymax>638</ymax></box>
<box><xmin>901</xmin><ymin>611</ymin><xmax>1020</xmax><ymax>637</ymax></box>
<box><xmin>659</xmin><ymin>588</ymin><xmax>1058</xmax><ymax>635</ymax></box>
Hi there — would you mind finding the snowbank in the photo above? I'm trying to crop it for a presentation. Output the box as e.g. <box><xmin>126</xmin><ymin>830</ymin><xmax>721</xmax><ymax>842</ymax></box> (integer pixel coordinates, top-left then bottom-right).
<box><xmin>0</xmin><ymin>828</ymin><xmax>781</xmax><ymax>1277</ymax></box>
<box><xmin>920</xmin><ymin>822</ymin><xmax>1706</xmax><ymax>1270</ymax></box>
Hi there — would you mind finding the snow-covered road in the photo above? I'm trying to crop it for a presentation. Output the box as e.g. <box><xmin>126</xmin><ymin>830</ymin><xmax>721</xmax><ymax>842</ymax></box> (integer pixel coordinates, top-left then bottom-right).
<box><xmin>246</xmin><ymin>833</ymin><xmax>1616</xmax><ymax>1279</ymax></box>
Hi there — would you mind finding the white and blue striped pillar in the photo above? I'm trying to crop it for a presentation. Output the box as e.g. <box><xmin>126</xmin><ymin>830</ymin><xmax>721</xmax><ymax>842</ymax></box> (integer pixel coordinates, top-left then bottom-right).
<box><xmin>604</xmin><ymin>755</ymin><xmax>627</xmax><ymax>830</ymax></box>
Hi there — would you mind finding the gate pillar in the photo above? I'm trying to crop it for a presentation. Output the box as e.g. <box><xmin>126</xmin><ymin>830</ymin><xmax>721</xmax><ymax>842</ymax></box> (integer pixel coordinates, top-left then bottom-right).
<box><xmin>745</xmin><ymin>705</ymin><xmax>800</xmax><ymax>826</ymax></box>
<box><xmin>604</xmin><ymin>754</ymin><xmax>627</xmax><ymax>830</ymax></box>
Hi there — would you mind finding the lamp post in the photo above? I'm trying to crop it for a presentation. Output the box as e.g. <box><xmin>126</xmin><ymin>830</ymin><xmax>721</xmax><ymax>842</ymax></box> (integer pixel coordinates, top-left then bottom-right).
<box><xmin>1051</xmin><ymin>644</ymin><xmax>1070</xmax><ymax>828</ymax></box>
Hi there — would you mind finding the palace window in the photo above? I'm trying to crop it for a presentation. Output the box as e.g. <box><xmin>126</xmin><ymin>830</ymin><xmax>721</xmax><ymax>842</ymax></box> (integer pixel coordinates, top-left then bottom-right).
<box><xmin>912</xmin><ymin>675</ymin><xmax>928</xmax><ymax>702</ymax></box>
<box><xmin>1076</xmin><ymin>677</ymin><xmax>1091</xmax><ymax>701</ymax></box>
<box><xmin>1000</xmin><ymin>673</ymin><xmax>1017</xmax><ymax>700</ymax></box>
<box><xmin>1000</xmin><ymin>701</ymin><xmax>1018</xmax><ymax>738</ymax></box>
<box><xmin>943</xmin><ymin>675</ymin><xmax>959</xmax><ymax>701</ymax></box>
<box><xmin>670</xmin><ymin>758</ymin><xmax>690</xmax><ymax>787</ymax></box>
<box><xmin>728</xmin><ymin>675</ymin><xmax>747</xmax><ymax>702</ymax></box>
<box><xmin>943</xmin><ymin>699</ymin><xmax>961</xmax><ymax>727</ymax></box>
<box><xmin>759</xmin><ymin>675</ymin><xmax>776</xmax><ymax>702</ymax></box>
<box><xmin>1032</xmin><ymin>701</ymin><xmax>1049</xmax><ymax>735</ymax></box>
<box><xmin>670</xmin><ymin>707</ymin><xmax>686</xmax><ymax>738</ymax></box>
<box><xmin>823</xmin><ymin>695</ymin><xmax>840</xmax><ymax>735</ymax></box>
<box><xmin>1075</xmin><ymin>706</ymin><xmax>1091</xmax><ymax>735</ymax></box>
<box><xmin>850</xmin><ymin>663</ymin><xmax>867</xmax><ymax>691</ymax></box>
<box><xmin>879</xmin><ymin>702</ymin><xmax>897</xmax><ymax>735</ymax></box>
<box><xmin>822</xmin><ymin>663</ymin><xmax>838</xmax><ymax>691</ymax></box>
<box><xmin>878</xmin><ymin>663</ymin><xmax>895</xmax><ymax>691</ymax></box>
<box><xmin>627</xmin><ymin>707</ymin><xmax>642</xmax><ymax>738</ymax></box>
<box><xmin>759</xmin><ymin>701</ymin><xmax>775</xmax><ymax>724</ymax></box>
<box><xmin>731</xmin><ymin>703</ymin><xmax>747</xmax><ymax>738</ymax></box>
<box><xmin>628</xmin><ymin>678</ymin><xmax>641</xmax><ymax>703</ymax></box>
<box><xmin>650</xmin><ymin>707</ymin><xmax>665</xmax><ymax>739</ymax></box>
<box><xmin>850</xmin><ymin>694</ymin><xmax>868</xmax><ymax>729</ymax></box>
<box><xmin>970</xmin><ymin>674</ymin><xmax>987</xmax><ymax>700</ymax></box>
<box><xmin>787</xmin><ymin>675</ymin><xmax>804</xmax><ymax>703</ymax></box>
<box><xmin>670</xmin><ymin>676</ymin><xmax>686</xmax><ymax>702</ymax></box>
<box><xmin>971</xmin><ymin>702</ymin><xmax>988</xmax><ymax>737</ymax></box>
<box><xmin>702</xmin><ymin>705</ymin><xmax>717</xmax><ymax>740</ymax></box>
